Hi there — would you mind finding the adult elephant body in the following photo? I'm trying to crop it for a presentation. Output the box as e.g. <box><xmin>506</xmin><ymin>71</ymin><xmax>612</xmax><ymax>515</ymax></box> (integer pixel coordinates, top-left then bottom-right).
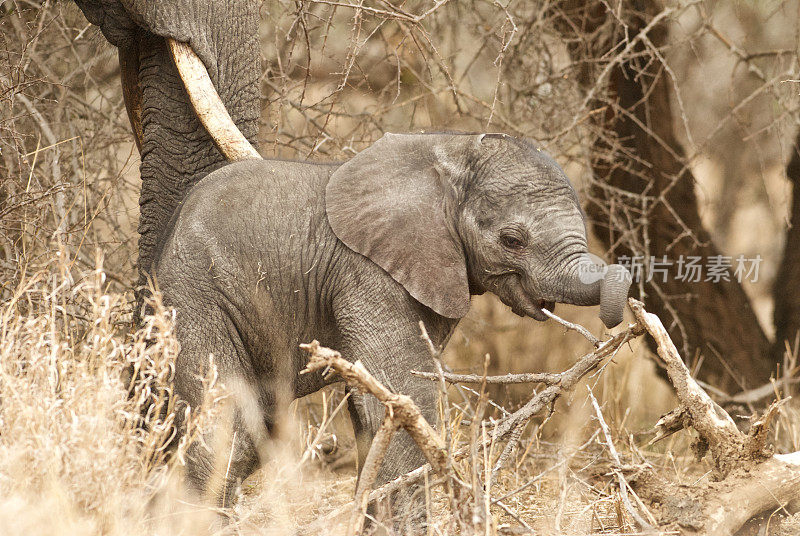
<box><xmin>74</xmin><ymin>0</ymin><xmax>261</xmax><ymax>313</ymax></box>
<box><xmin>154</xmin><ymin>132</ymin><xmax>632</xmax><ymax>505</ymax></box>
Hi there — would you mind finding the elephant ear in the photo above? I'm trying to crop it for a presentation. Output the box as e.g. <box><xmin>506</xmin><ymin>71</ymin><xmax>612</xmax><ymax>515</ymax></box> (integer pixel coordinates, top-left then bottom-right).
<box><xmin>326</xmin><ymin>133</ymin><xmax>471</xmax><ymax>318</ymax></box>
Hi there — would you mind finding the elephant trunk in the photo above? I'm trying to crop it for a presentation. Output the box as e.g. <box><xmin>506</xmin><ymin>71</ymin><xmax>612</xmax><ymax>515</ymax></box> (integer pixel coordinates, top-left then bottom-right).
<box><xmin>547</xmin><ymin>258</ymin><xmax>632</xmax><ymax>328</ymax></box>
<box><xmin>599</xmin><ymin>264</ymin><xmax>633</xmax><ymax>328</ymax></box>
<box><xmin>75</xmin><ymin>0</ymin><xmax>262</xmax><ymax>319</ymax></box>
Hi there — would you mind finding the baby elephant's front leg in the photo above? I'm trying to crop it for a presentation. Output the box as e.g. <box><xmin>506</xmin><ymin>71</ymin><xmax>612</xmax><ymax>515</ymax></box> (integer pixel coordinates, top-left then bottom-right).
<box><xmin>337</xmin><ymin>321</ymin><xmax>455</xmax><ymax>531</ymax></box>
<box><xmin>346</xmin><ymin>370</ymin><xmax>439</xmax><ymax>485</ymax></box>
<box><xmin>345</xmin><ymin>354</ymin><xmax>440</xmax><ymax>531</ymax></box>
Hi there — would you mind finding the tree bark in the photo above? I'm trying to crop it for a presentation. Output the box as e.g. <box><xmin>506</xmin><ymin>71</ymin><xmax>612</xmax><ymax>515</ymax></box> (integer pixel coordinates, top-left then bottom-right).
<box><xmin>553</xmin><ymin>1</ymin><xmax>775</xmax><ymax>391</ymax></box>
<box><xmin>773</xmin><ymin>132</ymin><xmax>800</xmax><ymax>359</ymax></box>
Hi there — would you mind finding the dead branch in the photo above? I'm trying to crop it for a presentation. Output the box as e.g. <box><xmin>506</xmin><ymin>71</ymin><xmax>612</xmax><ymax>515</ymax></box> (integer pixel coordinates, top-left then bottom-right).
<box><xmin>300</xmin><ymin>341</ymin><xmax>450</xmax><ymax>474</ymax></box>
<box><xmin>349</xmin><ymin>414</ymin><xmax>397</xmax><ymax>535</ymax></box>
<box><xmin>411</xmin><ymin>369</ymin><xmax>562</xmax><ymax>385</ymax></box>
<box><xmin>629</xmin><ymin>298</ymin><xmax>761</xmax><ymax>475</ymax></box>
<box><xmin>489</xmin><ymin>323</ymin><xmax>644</xmax><ymax>444</ymax></box>
<box><xmin>628</xmin><ymin>298</ymin><xmax>800</xmax><ymax>534</ymax></box>
<box><xmin>419</xmin><ymin>319</ymin><xmax>643</xmax><ymax>468</ymax></box>
<box><xmin>299</xmin><ymin>341</ymin><xmax>471</xmax><ymax>532</ymax></box>
<box><xmin>415</xmin><ymin>321</ymin><xmax>644</xmax><ymax>494</ymax></box>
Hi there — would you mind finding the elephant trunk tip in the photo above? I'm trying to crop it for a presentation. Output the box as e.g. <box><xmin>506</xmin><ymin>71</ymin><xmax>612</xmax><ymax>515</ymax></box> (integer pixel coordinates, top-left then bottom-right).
<box><xmin>599</xmin><ymin>264</ymin><xmax>632</xmax><ymax>328</ymax></box>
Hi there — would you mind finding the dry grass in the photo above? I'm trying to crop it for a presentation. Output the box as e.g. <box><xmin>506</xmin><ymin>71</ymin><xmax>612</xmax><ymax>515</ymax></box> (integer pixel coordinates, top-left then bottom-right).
<box><xmin>1</xmin><ymin>248</ymin><xmax>798</xmax><ymax>535</ymax></box>
<box><xmin>0</xmin><ymin>247</ymin><xmax>203</xmax><ymax>534</ymax></box>
<box><xmin>0</xmin><ymin>246</ymin><xmax>353</xmax><ymax>534</ymax></box>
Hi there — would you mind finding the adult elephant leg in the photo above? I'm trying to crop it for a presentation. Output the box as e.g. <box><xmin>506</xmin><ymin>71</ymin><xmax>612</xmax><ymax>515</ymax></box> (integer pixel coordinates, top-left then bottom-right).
<box><xmin>136</xmin><ymin>32</ymin><xmax>228</xmax><ymax>304</ymax></box>
<box><xmin>73</xmin><ymin>1</ymin><xmax>261</xmax><ymax>315</ymax></box>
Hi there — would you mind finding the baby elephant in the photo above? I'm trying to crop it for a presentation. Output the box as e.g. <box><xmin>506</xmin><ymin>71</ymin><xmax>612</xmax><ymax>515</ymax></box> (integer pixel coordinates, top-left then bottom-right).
<box><xmin>153</xmin><ymin>132</ymin><xmax>631</xmax><ymax>506</ymax></box>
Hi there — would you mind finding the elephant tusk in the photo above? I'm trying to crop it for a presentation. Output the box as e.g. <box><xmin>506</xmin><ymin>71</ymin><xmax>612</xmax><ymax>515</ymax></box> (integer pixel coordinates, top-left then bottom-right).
<box><xmin>119</xmin><ymin>45</ymin><xmax>144</xmax><ymax>153</ymax></box>
<box><xmin>167</xmin><ymin>38</ymin><xmax>261</xmax><ymax>161</ymax></box>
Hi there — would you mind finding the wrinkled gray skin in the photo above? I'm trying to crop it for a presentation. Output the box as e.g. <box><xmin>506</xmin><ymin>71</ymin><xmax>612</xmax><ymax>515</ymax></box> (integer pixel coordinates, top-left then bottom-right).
<box><xmin>74</xmin><ymin>0</ymin><xmax>260</xmax><ymax>313</ymax></box>
<box><xmin>73</xmin><ymin>0</ymin><xmax>632</xmax><ymax>519</ymax></box>
<box><xmin>154</xmin><ymin>132</ymin><xmax>632</xmax><ymax>507</ymax></box>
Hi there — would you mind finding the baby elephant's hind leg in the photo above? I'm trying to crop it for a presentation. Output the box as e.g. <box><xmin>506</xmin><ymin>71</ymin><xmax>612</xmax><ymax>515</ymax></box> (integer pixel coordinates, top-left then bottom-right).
<box><xmin>183</xmin><ymin>410</ymin><xmax>260</xmax><ymax>508</ymax></box>
<box><xmin>170</xmin><ymin>304</ymin><xmax>263</xmax><ymax>508</ymax></box>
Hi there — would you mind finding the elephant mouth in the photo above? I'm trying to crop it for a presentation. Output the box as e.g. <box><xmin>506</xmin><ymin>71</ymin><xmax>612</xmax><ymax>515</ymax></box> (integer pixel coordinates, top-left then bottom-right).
<box><xmin>510</xmin><ymin>295</ymin><xmax>555</xmax><ymax>321</ymax></box>
<box><xmin>491</xmin><ymin>274</ymin><xmax>555</xmax><ymax>321</ymax></box>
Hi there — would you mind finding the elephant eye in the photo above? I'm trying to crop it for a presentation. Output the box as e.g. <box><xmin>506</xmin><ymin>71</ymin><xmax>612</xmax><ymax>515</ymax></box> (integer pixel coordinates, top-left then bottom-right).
<box><xmin>500</xmin><ymin>233</ymin><xmax>526</xmax><ymax>251</ymax></box>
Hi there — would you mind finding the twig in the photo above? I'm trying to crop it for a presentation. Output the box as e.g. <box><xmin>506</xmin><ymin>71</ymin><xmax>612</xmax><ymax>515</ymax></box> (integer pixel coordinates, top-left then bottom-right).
<box><xmin>541</xmin><ymin>308</ymin><xmax>601</xmax><ymax>347</ymax></box>
<box><xmin>411</xmin><ymin>369</ymin><xmax>561</xmax><ymax>385</ymax></box>
<box><xmin>454</xmin><ymin>383</ymin><xmax>511</xmax><ymax>418</ymax></box>
<box><xmin>494</xmin><ymin>499</ymin><xmax>535</xmax><ymax>534</ymax></box>
<box><xmin>588</xmin><ymin>387</ymin><xmax>657</xmax><ymax>531</ymax></box>
<box><xmin>306</xmin><ymin>0</ymin><xmax>448</xmax><ymax>23</ymax></box>
<box><xmin>349</xmin><ymin>414</ymin><xmax>397</xmax><ymax>535</ymax></box>
<box><xmin>711</xmin><ymin>378</ymin><xmax>799</xmax><ymax>405</ymax></box>
<box><xmin>490</xmin><ymin>420</ymin><xmax>523</xmax><ymax>481</ymax></box>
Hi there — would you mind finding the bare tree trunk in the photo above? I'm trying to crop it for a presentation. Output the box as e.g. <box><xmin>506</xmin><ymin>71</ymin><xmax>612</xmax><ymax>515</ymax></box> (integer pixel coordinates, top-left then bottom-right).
<box><xmin>773</xmin><ymin>132</ymin><xmax>800</xmax><ymax>358</ymax></box>
<box><xmin>554</xmin><ymin>1</ymin><xmax>775</xmax><ymax>391</ymax></box>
